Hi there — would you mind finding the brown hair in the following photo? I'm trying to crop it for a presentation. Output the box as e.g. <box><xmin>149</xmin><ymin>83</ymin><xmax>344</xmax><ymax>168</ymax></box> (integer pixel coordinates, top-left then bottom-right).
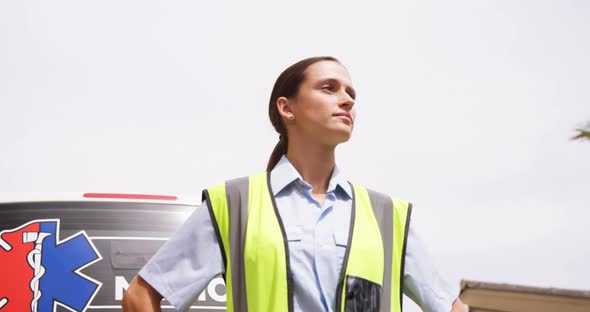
<box><xmin>266</xmin><ymin>56</ymin><xmax>341</xmax><ymax>171</ymax></box>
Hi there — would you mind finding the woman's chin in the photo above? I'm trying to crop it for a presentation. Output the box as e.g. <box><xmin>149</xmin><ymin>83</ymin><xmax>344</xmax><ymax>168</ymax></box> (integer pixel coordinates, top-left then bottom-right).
<box><xmin>330</xmin><ymin>129</ymin><xmax>353</xmax><ymax>145</ymax></box>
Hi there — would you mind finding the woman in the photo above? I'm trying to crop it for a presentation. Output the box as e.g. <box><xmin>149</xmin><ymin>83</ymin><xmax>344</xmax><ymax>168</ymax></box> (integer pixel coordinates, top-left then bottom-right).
<box><xmin>123</xmin><ymin>56</ymin><xmax>467</xmax><ymax>312</ymax></box>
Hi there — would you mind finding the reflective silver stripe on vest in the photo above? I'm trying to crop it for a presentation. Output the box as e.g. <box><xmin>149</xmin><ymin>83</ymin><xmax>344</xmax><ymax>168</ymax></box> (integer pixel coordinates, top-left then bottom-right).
<box><xmin>225</xmin><ymin>177</ymin><xmax>250</xmax><ymax>312</ymax></box>
<box><xmin>367</xmin><ymin>189</ymin><xmax>394</xmax><ymax>312</ymax></box>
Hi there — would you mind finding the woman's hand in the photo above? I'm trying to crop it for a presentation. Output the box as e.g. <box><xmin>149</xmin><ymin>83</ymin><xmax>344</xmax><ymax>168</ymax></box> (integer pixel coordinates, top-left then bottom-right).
<box><xmin>451</xmin><ymin>297</ymin><xmax>468</xmax><ymax>312</ymax></box>
<box><xmin>122</xmin><ymin>276</ymin><xmax>163</xmax><ymax>312</ymax></box>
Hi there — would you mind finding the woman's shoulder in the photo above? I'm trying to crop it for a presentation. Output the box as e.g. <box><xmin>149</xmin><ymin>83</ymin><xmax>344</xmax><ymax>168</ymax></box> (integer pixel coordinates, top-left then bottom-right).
<box><xmin>348</xmin><ymin>183</ymin><xmax>411</xmax><ymax>207</ymax></box>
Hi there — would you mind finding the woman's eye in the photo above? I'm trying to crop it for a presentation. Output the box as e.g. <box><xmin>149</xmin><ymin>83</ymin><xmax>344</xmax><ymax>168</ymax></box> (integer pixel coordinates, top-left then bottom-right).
<box><xmin>322</xmin><ymin>85</ymin><xmax>334</xmax><ymax>90</ymax></box>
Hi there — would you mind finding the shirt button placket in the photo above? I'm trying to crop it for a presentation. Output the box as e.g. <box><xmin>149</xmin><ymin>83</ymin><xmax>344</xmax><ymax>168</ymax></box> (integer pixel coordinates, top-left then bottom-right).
<box><xmin>315</xmin><ymin>197</ymin><xmax>337</xmax><ymax>312</ymax></box>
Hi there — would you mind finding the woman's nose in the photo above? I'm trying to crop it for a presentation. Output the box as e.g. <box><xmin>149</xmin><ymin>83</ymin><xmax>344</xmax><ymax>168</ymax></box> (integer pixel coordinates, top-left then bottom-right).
<box><xmin>339</xmin><ymin>93</ymin><xmax>355</xmax><ymax>110</ymax></box>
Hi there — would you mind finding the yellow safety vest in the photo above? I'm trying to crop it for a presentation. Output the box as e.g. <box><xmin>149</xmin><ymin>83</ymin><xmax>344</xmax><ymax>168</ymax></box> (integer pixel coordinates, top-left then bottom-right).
<box><xmin>203</xmin><ymin>172</ymin><xmax>412</xmax><ymax>312</ymax></box>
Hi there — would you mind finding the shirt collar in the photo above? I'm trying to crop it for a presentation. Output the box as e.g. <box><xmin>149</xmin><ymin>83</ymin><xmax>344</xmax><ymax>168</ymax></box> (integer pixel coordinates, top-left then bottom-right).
<box><xmin>270</xmin><ymin>155</ymin><xmax>352</xmax><ymax>198</ymax></box>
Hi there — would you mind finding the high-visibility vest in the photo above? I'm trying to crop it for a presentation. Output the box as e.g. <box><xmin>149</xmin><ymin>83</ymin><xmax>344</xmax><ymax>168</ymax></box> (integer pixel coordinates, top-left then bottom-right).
<box><xmin>203</xmin><ymin>172</ymin><xmax>412</xmax><ymax>312</ymax></box>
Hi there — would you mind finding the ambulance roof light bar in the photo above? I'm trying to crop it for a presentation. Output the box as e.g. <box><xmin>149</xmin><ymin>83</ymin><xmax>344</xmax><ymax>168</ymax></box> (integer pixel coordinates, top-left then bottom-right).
<box><xmin>83</xmin><ymin>193</ymin><xmax>178</xmax><ymax>201</ymax></box>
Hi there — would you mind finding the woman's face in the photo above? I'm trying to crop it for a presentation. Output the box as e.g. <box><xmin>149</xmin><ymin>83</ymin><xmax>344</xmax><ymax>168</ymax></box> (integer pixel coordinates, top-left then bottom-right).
<box><xmin>289</xmin><ymin>60</ymin><xmax>356</xmax><ymax>146</ymax></box>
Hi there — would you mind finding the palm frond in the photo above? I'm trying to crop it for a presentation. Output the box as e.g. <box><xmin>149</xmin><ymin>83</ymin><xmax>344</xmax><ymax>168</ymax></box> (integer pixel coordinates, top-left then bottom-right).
<box><xmin>572</xmin><ymin>127</ymin><xmax>590</xmax><ymax>141</ymax></box>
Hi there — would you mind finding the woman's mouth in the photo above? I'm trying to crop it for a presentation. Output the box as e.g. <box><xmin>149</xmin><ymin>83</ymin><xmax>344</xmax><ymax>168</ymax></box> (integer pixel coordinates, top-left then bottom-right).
<box><xmin>333</xmin><ymin>113</ymin><xmax>353</xmax><ymax>123</ymax></box>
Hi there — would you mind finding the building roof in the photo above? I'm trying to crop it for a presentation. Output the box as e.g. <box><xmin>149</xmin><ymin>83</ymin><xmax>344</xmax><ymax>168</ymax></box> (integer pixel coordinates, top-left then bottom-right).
<box><xmin>460</xmin><ymin>280</ymin><xmax>590</xmax><ymax>312</ymax></box>
<box><xmin>461</xmin><ymin>280</ymin><xmax>590</xmax><ymax>299</ymax></box>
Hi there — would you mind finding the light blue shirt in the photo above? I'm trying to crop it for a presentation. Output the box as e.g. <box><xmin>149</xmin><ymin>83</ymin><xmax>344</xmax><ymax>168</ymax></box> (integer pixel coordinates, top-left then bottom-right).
<box><xmin>139</xmin><ymin>156</ymin><xmax>458</xmax><ymax>312</ymax></box>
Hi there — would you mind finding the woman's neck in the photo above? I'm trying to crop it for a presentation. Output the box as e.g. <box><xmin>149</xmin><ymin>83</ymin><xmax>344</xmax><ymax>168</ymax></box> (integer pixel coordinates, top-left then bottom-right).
<box><xmin>286</xmin><ymin>139</ymin><xmax>335</xmax><ymax>195</ymax></box>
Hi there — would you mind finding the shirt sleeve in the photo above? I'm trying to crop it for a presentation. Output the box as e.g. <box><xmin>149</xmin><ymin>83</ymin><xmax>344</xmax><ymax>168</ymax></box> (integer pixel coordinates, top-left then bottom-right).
<box><xmin>138</xmin><ymin>200</ymin><xmax>224</xmax><ymax>312</ymax></box>
<box><xmin>402</xmin><ymin>223</ymin><xmax>459</xmax><ymax>312</ymax></box>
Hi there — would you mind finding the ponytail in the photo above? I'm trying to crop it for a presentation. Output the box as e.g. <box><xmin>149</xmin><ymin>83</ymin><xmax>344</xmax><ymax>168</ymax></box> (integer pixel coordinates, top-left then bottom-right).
<box><xmin>266</xmin><ymin>136</ymin><xmax>288</xmax><ymax>172</ymax></box>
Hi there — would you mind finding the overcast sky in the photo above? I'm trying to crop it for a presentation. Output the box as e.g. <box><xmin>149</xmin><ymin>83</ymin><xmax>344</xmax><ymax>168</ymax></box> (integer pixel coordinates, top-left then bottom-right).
<box><xmin>1</xmin><ymin>1</ymin><xmax>589</xmax><ymax>311</ymax></box>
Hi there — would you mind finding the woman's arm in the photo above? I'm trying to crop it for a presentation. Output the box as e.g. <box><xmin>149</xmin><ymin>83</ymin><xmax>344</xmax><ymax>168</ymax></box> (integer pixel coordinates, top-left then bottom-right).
<box><xmin>402</xmin><ymin>223</ymin><xmax>463</xmax><ymax>312</ymax></box>
<box><xmin>123</xmin><ymin>200</ymin><xmax>224</xmax><ymax>311</ymax></box>
<box><xmin>122</xmin><ymin>276</ymin><xmax>163</xmax><ymax>312</ymax></box>
<box><xmin>451</xmin><ymin>298</ymin><xmax>467</xmax><ymax>312</ymax></box>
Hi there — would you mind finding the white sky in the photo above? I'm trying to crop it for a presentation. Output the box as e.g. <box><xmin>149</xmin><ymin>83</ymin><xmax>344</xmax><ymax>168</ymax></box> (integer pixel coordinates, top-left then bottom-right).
<box><xmin>1</xmin><ymin>1</ymin><xmax>589</xmax><ymax>311</ymax></box>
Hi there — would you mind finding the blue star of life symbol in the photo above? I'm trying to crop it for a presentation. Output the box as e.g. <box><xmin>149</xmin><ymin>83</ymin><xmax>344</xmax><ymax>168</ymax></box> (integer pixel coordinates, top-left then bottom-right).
<box><xmin>36</xmin><ymin>220</ymin><xmax>102</xmax><ymax>312</ymax></box>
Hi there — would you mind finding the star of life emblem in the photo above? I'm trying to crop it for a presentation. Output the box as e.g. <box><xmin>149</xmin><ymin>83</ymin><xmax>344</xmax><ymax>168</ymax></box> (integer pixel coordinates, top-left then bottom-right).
<box><xmin>0</xmin><ymin>219</ymin><xmax>102</xmax><ymax>312</ymax></box>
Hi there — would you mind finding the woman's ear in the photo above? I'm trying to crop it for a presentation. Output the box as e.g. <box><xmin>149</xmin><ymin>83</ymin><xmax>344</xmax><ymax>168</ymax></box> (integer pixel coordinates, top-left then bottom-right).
<box><xmin>277</xmin><ymin>97</ymin><xmax>295</xmax><ymax>121</ymax></box>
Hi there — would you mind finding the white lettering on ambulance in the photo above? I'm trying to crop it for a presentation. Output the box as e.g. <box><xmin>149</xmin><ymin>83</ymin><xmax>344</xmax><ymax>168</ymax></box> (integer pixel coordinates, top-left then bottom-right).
<box><xmin>207</xmin><ymin>277</ymin><xmax>226</xmax><ymax>302</ymax></box>
<box><xmin>114</xmin><ymin>275</ymin><xmax>226</xmax><ymax>303</ymax></box>
<box><xmin>115</xmin><ymin>276</ymin><xmax>130</xmax><ymax>300</ymax></box>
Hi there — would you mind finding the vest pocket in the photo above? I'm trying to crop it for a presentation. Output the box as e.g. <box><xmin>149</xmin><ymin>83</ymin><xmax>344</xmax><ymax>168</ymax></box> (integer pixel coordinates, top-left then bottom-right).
<box><xmin>344</xmin><ymin>275</ymin><xmax>381</xmax><ymax>312</ymax></box>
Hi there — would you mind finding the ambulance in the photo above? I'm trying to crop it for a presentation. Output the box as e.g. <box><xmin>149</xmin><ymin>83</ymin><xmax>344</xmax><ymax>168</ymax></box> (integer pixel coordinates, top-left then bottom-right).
<box><xmin>0</xmin><ymin>193</ymin><xmax>226</xmax><ymax>312</ymax></box>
